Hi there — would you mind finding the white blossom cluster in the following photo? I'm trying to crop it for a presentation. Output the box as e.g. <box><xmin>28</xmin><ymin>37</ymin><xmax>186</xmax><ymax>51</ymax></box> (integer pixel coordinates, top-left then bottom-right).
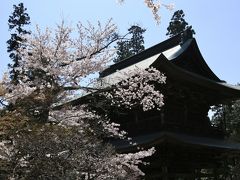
<box><xmin>87</xmin><ymin>147</ymin><xmax>156</xmax><ymax>179</ymax></box>
<box><xmin>118</xmin><ymin>0</ymin><xmax>174</xmax><ymax>24</ymax></box>
<box><xmin>31</xmin><ymin>107</ymin><xmax>156</xmax><ymax>178</ymax></box>
<box><xmin>106</xmin><ymin>67</ymin><xmax>166</xmax><ymax>111</ymax></box>
<box><xmin>0</xmin><ymin>106</ymin><xmax>155</xmax><ymax>179</ymax></box>
<box><xmin>114</xmin><ymin>147</ymin><xmax>156</xmax><ymax>176</ymax></box>
<box><xmin>21</xmin><ymin>21</ymin><xmax>115</xmax><ymax>83</ymax></box>
<box><xmin>144</xmin><ymin>0</ymin><xmax>174</xmax><ymax>23</ymax></box>
<box><xmin>1</xmin><ymin>73</ymin><xmax>37</xmax><ymax>104</ymax></box>
<box><xmin>74</xmin><ymin>146</ymin><xmax>155</xmax><ymax>179</ymax></box>
<box><xmin>11</xmin><ymin>84</ymin><xmax>36</xmax><ymax>102</ymax></box>
<box><xmin>1</xmin><ymin>20</ymin><xmax>116</xmax><ymax>105</ymax></box>
<box><xmin>49</xmin><ymin>106</ymin><xmax>127</xmax><ymax>139</ymax></box>
<box><xmin>0</xmin><ymin>141</ymin><xmax>14</xmax><ymax>161</ymax></box>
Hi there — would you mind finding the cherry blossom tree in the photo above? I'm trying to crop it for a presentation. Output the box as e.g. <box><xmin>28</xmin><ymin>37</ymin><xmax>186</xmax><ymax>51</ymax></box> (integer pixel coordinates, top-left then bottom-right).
<box><xmin>105</xmin><ymin>67</ymin><xmax>166</xmax><ymax>111</ymax></box>
<box><xmin>0</xmin><ymin>19</ymin><xmax>165</xmax><ymax>179</ymax></box>
<box><xmin>118</xmin><ymin>0</ymin><xmax>174</xmax><ymax>24</ymax></box>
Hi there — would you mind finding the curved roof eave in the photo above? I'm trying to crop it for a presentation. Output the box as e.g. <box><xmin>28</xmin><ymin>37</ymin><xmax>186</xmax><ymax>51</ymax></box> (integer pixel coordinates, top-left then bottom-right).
<box><xmin>113</xmin><ymin>131</ymin><xmax>240</xmax><ymax>153</ymax></box>
<box><xmin>170</xmin><ymin>38</ymin><xmax>222</xmax><ymax>82</ymax></box>
<box><xmin>152</xmin><ymin>54</ymin><xmax>240</xmax><ymax>99</ymax></box>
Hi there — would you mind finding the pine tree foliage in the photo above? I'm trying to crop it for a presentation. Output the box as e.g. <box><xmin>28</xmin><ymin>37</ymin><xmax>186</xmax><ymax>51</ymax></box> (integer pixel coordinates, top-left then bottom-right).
<box><xmin>7</xmin><ymin>3</ymin><xmax>30</xmax><ymax>85</ymax></box>
<box><xmin>211</xmin><ymin>100</ymin><xmax>240</xmax><ymax>141</ymax></box>
<box><xmin>114</xmin><ymin>25</ymin><xmax>146</xmax><ymax>63</ymax></box>
<box><xmin>166</xmin><ymin>10</ymin><xmax>195</xmax><ymax>37</ymax></box>
<box><xmin>128</xmin><ymin>25</ymin><xmax>146</xmax><ymax>55</ymax></box>
<box><xmin>211</xmin><ymin>99</ymin><xmax>240</xmax><ymax>178</ymax></box>
<box><xmin>114</xmin><ymin>40</ymin><xmax>132</xmax><ymax>63</ymax></box>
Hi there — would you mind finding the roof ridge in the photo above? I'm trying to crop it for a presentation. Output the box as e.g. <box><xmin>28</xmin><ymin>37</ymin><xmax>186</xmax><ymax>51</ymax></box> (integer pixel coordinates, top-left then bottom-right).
<box><xmin>100</xmin><ymin>33</ymin><xmax>184</xmax><ymax>77</ymax></box>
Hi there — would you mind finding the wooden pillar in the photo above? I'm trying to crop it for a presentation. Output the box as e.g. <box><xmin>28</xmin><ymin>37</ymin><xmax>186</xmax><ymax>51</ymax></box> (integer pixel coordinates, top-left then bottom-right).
<box><xmin>213</xmin><ymin>168</ymin><xmax>218</xmax><ymax>180</ymax></box>
<box><xmin>184</xmin><ymin>104</ymin><xmax>188</xmax><ymax>126</ymax></box>
<box><xmin>162</xmin><ymin>166</ymin><xmax>169</xmax><ymax>180</ymax></box>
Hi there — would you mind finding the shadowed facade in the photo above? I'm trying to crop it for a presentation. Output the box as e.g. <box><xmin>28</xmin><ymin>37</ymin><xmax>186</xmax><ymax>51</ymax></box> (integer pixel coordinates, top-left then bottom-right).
<box><xmin>100</xmin><ymin>31</ymin><xmax>240</xmax><ymax>179</ymax></box>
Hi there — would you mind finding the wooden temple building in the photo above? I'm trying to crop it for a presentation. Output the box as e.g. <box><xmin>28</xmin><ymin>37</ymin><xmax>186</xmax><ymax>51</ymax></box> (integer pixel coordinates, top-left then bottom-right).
<box><xmin>98</xmin><ymin>31</ymin><xmax>240</xmax><ymax>179</ymax></box>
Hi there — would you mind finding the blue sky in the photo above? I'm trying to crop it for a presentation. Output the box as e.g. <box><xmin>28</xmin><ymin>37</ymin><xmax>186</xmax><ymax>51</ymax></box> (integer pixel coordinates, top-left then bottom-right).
<box><xmin>1</xmin><ymin>0</ymin><xmax>240</xmax><ymax>84</ymax></box>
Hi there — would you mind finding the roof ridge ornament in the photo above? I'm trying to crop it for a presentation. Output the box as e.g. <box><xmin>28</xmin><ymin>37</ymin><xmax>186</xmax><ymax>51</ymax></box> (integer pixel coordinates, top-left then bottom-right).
<box><xmin>181</xmin><ymin>28</ymin><xmax>194</xmax><ymax>44</ymax></box>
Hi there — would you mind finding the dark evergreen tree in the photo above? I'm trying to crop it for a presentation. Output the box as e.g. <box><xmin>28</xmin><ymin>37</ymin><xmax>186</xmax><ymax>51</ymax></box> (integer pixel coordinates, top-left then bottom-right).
<box><xmin>114</xmin><ymin>25</ymin><xmax>146</xmax><ymax>63</ymax></box>
<box><xmin>128</xmin><ymin>25</ymin><xmax>146</xmax><ymax>55</ymax></box>
<box><xmin>7</xmin><ymin>3</ymin><xmax>31</xmax><ymax>85</ymax></box>
<box><xmin>166</xmin><ymin>10</ymin><xmax>195</xmax><ymax>38</ymax></box>
<box><xmin>211</xmin><ymin>100</ymin><xmax>240</xmax><ymax>141</ymax></box>
<box><xmin>211</xmin><ymin>99</ymin><xmax>240</xmax><ymax>178</ymax></box>
<box><xmin>114</xmin><ymin>40</ymin><xmax>132</xmax><ymax>63</ymax></box>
